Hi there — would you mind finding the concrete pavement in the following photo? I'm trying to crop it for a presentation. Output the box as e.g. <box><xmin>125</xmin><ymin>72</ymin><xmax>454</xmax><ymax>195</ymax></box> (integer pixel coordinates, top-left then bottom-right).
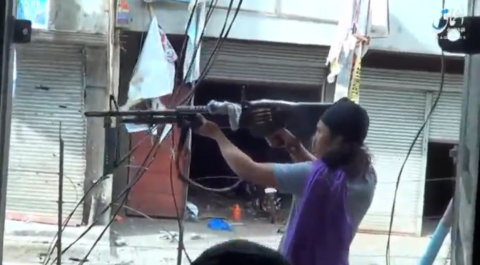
<box><xmin>2</xmin><ymin>218</ymin><xmax>451</xmax><ymax>264</ymax></box>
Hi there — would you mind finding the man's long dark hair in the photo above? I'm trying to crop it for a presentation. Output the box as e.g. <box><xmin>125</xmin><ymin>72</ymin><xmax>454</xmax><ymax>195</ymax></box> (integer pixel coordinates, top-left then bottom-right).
<box><xmin>322</xmin><ymin>138</ymin><xmax>373</xmax><ymax>178</ymax></box>
<box><xmin>318</xmin><ymin>97</ymin><xmax>372</xmax><ymax>178</ymax></box>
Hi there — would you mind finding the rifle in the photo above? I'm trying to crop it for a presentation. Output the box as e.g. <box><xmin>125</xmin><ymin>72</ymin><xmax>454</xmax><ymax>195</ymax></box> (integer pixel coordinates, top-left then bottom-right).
<box><xmin>84</xmin><ymin>99</ymin><xmax>332</xmax><ymax>139</ymax></box>
<box><xmin>84</xmin><ymin>99</ymin><xmax>332</xmax><ymax>192</ymax></box>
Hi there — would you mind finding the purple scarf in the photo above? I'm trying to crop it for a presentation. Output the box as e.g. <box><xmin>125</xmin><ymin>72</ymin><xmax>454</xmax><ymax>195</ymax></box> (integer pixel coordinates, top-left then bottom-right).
<box><xmin>283</xmin><ymin>159</ymin><xmax>353</xmax><ymax>265</ymax></box>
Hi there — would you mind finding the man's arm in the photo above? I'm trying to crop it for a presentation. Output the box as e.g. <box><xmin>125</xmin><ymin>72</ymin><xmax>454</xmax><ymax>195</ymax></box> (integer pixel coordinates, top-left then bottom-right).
<box><xmin>287</xmin><ymin>144</ymin><xmax>317</xmax><ymax>162</ymax></box>
<box><xmin>213</xmin><ymin>131</ymin><xmax>313</xmax><ymax>195</ymax></box>
<box><xmin>214</xmin><ymin>132</ymin><xmax>279</xmax><ymax>188</ymax></box>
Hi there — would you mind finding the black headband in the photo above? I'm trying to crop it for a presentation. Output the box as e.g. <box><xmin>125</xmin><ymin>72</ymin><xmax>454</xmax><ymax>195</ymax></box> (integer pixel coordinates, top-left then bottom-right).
<box><xmin>320</xmin><ymin>97</ymin><xmax>369</xmax><ymax>144</ymax></box>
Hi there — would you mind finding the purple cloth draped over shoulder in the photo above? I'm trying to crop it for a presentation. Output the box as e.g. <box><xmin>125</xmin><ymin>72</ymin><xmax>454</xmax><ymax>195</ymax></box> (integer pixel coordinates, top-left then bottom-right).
<box><xmin>283</xmin><ymin>159</ymin><xmax>353</xmax><ymax>265</ymax></box>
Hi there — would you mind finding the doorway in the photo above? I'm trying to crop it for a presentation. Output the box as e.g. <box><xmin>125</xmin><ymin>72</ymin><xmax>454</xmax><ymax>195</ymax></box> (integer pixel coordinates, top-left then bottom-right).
<box><xmin>189</xmin><ymin>80</ymin><xmax>320</xmax><ymax>222</ymax></box>
<box><xmin>422</xmin><ymin>141</ymin><xmax>456</xmax><ymax>236</ymax></box>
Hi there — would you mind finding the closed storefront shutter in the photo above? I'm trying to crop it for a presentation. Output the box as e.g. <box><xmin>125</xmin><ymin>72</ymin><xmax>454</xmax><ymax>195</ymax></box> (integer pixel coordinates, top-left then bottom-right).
<box><xmin>359</xmin><ymin>86</ymin><xmax>427</xmax><ymax>235</ymax></box>
<box><xmin>361</xmin><ymin>68</ymin><xmax>462</xmax><ymax>91</ymax></box>
<box><xmin>8</xmin><ymin>43</ymin><xmax>86</xmax><ymax>224</ymax></box>
<box><xmin>200</xmin><ymin>38</ymin><xmax>328</xmax><ymax>86</ymax></box>
<box><xmin>429</xmin><ymin>91</ymin><xmax>463</xmax><ymax>142</ymax></box>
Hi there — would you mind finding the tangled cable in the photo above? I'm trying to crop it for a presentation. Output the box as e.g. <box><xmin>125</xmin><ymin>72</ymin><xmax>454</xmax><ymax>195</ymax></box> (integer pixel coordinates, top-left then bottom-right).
<box><xmin>43</xmin><ymin>0</ymin><xmax>243</xmax><ymax>264</ymax></box>
<box><xmin>170</xmin><ymin>0</ymin><xmax>245</xmax><ymax>193</ymax></box>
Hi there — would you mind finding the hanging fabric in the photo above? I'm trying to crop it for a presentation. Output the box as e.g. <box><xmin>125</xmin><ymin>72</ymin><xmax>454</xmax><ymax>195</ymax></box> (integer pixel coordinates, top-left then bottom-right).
<box><xmin>184</xmin><ymin>0</ymin><xmax>207</xmax><ymax>83</ymax></box>
<box><xmin>326</xmin><ymin>0</ymin><xmax>390</xmax><ymax>103</ymax></box>
<box><xmin>121</xmin><ymin>15</ymin><xmax>177</xmax><ymax>133</ymax></box>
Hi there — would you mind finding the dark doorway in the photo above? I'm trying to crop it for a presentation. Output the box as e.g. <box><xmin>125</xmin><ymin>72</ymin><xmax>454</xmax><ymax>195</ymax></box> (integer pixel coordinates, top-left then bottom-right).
<box><xmin>189</xmin><ymin>80</ymin><xmax>321</xmax><ymax>221</ymax></box>
<box><xmin>422</xmin><ymin>141</ymin><xmax>456</xmax><ymax>236</ymax></box>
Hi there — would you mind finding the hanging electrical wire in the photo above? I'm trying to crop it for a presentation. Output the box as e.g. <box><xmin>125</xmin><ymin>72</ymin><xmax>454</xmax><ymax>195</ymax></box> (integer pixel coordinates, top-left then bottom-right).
<box><xmin>170</xmin><ymin>0</ymin><xmax>238</xmax><ymax>106</ymax></box>
<box><xmin>48</xmin><ymin>141</ymin><xmax>162</xmax><ymax>265</ymax></box>
<box><xmin>47</xmin><ymin>1</ymin><xmax>233</xmax><ymax>263</ymax></box>
<box><xmin>163</xmin><ymin>2</ymin><xmax>245</xmax><ymax>263</ymax></box>
<box><xmin>76</xmin><ymin>142</ymin><xmax>163</xmax><ymax>265</ymax></box>
<box><xmin>170</xmin><ymin>0</ymin><xmax>245</xmax><ymax>193</ymax></box>
<box><xmin>162</xmin><ymin>1</ymin><xmax>245</xmax><ymax>263</ymax></box>
<box><xmin>170</xmin><ymin>129</ymin><xmax>193</xmax><ymax>265</ymax></box>
<box><xmin>42</xmin><ymin>99</ymin><xmax>156</xmax><ymax>265</ymax></box>
<box><xmin>385</xmin><ymin>52</ymin><xmax>446</xmax><ymax>265</ymax></box>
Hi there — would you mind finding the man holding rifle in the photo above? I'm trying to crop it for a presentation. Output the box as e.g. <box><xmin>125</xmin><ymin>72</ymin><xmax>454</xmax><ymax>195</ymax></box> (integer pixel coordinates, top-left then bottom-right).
<box><xmin>194</xmin><ymin>97</ymin><xmax>377</xmax><ymax>265</ymax></box>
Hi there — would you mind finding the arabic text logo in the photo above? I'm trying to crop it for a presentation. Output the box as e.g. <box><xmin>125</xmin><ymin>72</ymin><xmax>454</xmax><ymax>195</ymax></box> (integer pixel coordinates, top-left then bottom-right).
<box><xmin>432</xmin><ymin>8</ymin><xmax>465</xmax><ymax>42</ymax></box>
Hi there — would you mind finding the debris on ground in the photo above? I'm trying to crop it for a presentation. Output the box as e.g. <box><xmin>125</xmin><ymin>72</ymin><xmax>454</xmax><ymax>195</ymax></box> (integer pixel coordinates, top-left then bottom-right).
<box><xmin>207</xmin><ymin>218</ymin><xmax>232</xmax><ymax>231</ymax></box>
<box><xmin>114</xmin><ymin>238</ymin><xmax>128</xmax><ymax>247</ymax></box>
<box><xmin>186</xmin><ymin>201</ymin><xmax>200</xmax><ymax>222</ymax></box>
<box><xmin>159</xmin><ymin>231</ymin><xmax>178</xmax><ymax>242</ymax></box>
<box><xmin>190</xmin><ymin>233</ymin><xmax>204</xmax><ymax>240</ymax></box>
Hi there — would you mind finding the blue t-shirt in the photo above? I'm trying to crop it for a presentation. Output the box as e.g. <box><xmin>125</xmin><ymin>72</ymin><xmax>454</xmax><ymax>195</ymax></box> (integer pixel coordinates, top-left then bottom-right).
<box><xmin>273</xmin><ymin>162</ymin><xmax>377</xmax><ymax>254</ymax></box>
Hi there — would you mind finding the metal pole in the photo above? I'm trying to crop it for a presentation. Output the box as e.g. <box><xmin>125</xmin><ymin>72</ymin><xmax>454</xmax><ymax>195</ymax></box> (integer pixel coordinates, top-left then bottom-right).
<box><xmin>56</xmin><ymin>123</ymin><xmax>64</xmax><ymax>265</ymax></box>
<box><xmin>0</xmin><ymin>0</ymin><xmax>15</xmax><ymax>261</ymax></box>
<box><xmin>420</xmin><ymin>199</ymin><xmax>454</xmax><ymax>265</ymax></box>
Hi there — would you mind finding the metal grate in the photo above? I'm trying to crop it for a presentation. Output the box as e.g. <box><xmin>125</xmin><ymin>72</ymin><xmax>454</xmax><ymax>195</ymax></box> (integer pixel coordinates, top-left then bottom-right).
<box><xmin>7</xmin><ymin>43</ymin><xmax>87</xmax><ymax>224</ymax></box>
<box><xmin>359</xmin><ymin>87</ymin><xmax>427</xmax><ymax>235</ymax></box>
<box><xmin>429</xmin><ymin>92</ymin><xmax>462</xmax><ymax>142</ymax></box>
<box><xmin>201</xmin><ymin>38</ymin><xmax>328</xmax><ymax>86</ymax></box>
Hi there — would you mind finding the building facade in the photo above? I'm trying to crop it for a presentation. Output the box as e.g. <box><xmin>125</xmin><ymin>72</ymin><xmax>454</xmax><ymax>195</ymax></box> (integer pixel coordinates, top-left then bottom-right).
<box><xmin>120</xmin><ymin>0</ymin><xmax>466</xmax><ymax>236</ymax></box>
<box><xmin>7</xmin><ymin>0</ymin><xmax>110</xmax><ymax>225</ymax></box>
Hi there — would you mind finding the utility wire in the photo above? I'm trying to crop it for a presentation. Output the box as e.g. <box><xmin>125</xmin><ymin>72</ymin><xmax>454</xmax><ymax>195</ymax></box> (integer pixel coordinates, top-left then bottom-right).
<box><xmin>57</xmin><ymin>0</ymin><xmax>242</xmax><ymax>262</ymax></box>
<box><xmin>169</xmin><ymin>0</ymin><xmax>245</xmax><ymax>193</ymax></box>
<box><xmin>44</xmin><ymin>0</ymin><xmax>201</xmax><ymax>253</ymax></box>
<box><xmin>385</xmin><ymin>52</ymin><xmax>446</xmax><ymax>264</ymax></box>
<box><xmin>171</xmin><ymin>0</ymin><xmax>242</xmax><ymax>107</ymax></box>
<box><xmin>49</xmin><ymin>1</ymin><xmax>219</xmax><ymax>261</ymax></box>
<box><xmin>164</xmin><ymin>1</ymin><xmax>244</xmax><ymax>263</ymax></box>
<box><xmin>170</xmin><ymin>129</ymin><xmax>192</xmax><ymax>265</ymax></box>
<box><xmin>77</xmin><ymin>142</ymin><xmax>163</xmax><ymax>265</ymax></box>
<box><xmin>42</xmin><ymin>104</ymin><xmax>157</xmax><ymax>265</ymax></box>
<box><xmin>49</xmin><ymin>140</ymin><xmax>162</xmax><ymax>265</ymax></box>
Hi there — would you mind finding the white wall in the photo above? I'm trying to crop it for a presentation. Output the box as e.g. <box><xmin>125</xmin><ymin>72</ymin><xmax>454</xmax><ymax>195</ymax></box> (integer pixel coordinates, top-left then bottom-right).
<box><xmin>50</xmin><ymin>0</ymin><xmax>109</xmax><ymax>34</ymax></box>
<box><xmin>127</xmin><ymin>0</ymin><xmax>468</xmax><ymax>55</ymax></box>
<box><xmin>50</xmin><ymin>0</ymin><xmax>108</xmax><ymax>34</ymax></box>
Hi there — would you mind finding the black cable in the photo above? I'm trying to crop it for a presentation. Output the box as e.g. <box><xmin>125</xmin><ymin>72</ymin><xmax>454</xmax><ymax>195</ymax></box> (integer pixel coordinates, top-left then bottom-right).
<box><xmin>170</xmin><ymin>0</ymin><xmax>245</xmax><ymax>193</ymax></box>
<box><xmin>176</xmin><ymin>0</ymin><xmax>201</xmax><ymax>80</ymax></box>
<box><xmin>50</xmin><ymin>140</ymin><xmax>162</xmax><ymax>265</ymax></box>
<box><xmin>168</xmin><ymin>2</ymin><xmax>246</xmax><ymax>254</ymax></box>
<box><xmin>77</xmin><ymin>142</ymin><xmax>162</xmax><ymax>265</ymax></box>
<box><xmin>44</xmin><ymin>2</ymin><xmax>218</xmax><ymax>263</ymax></box>
<box><xmin>171</xmin><ymin>0</ymin><xmax>242</xmax><ymax>107</ymax></box>
<box><xmin>45</xmin><ymin>2</ymin><xmax>219</xmax><ymax>261</ymax></box>
<box><xmin>169</xmin><ymin>0</ymin><xmax>219</xmax><ymax>105</ymax></box>
<box><xmin>180</xmin><ymin>0</ymin><xmax>217</xmax><ymax>84</ymax></box>
<box><xmin>43</xmin><ymin>96</ymin><xmax>151</xmax><ymax>265</ymax></box>
<box><xmin>55</xmin><ymin>1</ymin><xmax>242</xmax><ymax>261</ymax></box>
<box><xmin>171</xmin><ymin>128</ymin><xmax>192</xmax><ymax>265</ymax></box>
<box><xmin>385</xmin><ymin>52</ymin><xmax>446</xmax><ymax>264</ymax></box>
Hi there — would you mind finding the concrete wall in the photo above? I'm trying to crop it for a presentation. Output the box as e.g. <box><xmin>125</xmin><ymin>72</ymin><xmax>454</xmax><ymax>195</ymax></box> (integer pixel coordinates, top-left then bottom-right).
<box><xmin>50</xmin><ymin>0</ymin><xmax>108</xmax><ymax>33</ymax></box>
<box><xmin>125</xmin><ymin>0</ymin><xmax>467</xmax><ymax>55</ymax></box>
<box><xmin>84</xmin><ymin>47</ymin><xmax>110</xmax><ymax>224</ymax></box>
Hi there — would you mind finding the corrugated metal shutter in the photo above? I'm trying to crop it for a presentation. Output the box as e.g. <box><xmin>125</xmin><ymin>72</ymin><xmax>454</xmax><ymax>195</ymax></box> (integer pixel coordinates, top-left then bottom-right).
<box><xmin>200</xmin><ymin>38</ymin><xmax>328</xmax><ymax>85</ymax></box>
<box><xmin>361</xmin><ymin>68</ymin><xmax>463</xmax><ymax>91</ymax></box>
<box><xmin>359</xmin><ymin>87</ymin><xmax>427</xmax><ymax>235</ymax></box>
<box><xmin>8</xmin><ymin>43</ymin><xmax>86</xmax><ymax>224</ymax></box>
<box><xmin>429</xmin><ymin>92</ymin><xmax>462</xmax><ymax>142</ymax></box>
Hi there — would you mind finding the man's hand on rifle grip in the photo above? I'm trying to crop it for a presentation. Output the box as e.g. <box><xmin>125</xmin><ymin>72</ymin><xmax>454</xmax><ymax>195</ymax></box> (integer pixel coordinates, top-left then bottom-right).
<box><xmin>266</xmin><ymin>129</ymin><xmax>301</xmax><ymax>152</ymax></box>
<box><xmin>194</xmin><ymin>114</ymin><xmax>222</xmax><ymax>139</ymax></box>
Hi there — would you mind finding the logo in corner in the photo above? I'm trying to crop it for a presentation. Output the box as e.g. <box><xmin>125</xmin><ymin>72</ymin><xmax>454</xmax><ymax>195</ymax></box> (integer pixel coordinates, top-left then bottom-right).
<box><xmin>432</xmin><ymin>8</ymin><xmax>465</xmax><ymax>42</ymax></box>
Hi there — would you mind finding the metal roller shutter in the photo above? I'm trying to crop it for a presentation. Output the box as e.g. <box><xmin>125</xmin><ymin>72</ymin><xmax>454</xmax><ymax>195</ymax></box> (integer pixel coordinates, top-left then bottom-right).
<box><xmin>429</xmin><ymin>92</ymin><xmax>463</xmax><ymax>142</ymax></box>
<box><xmin>361</xmin><ymin>68</ymin><xmax>463</xmax><ymax>91</ymax></box>
<box><xmin>200</xmin><ymin>38</ymin><xmax>328</xmax><ymax>85</ymax></box>
<box><xmin>359</xmin><ymin>87</ymin><xmax>427</xmax><ymax>235</ymax></box>
<box><xmin>8</xmin><ymin>43</ymin><xmax>86</xmax><ymax>224</ymax></box>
